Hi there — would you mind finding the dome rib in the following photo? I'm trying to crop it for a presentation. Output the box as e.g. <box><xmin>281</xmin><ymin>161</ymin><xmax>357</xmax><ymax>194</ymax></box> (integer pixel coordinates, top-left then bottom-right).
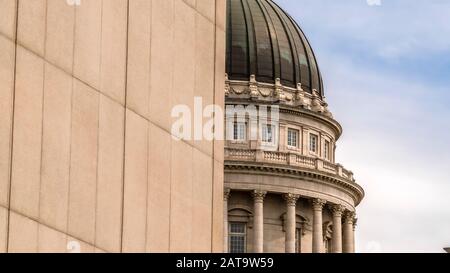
<box><xmin>266</xmin><ymin>0</ymin><xmax>301</xmax><ymax>86</ymax></box>
<box><xmin>247</xmin><ymin>0</ymin><xmax>274</xmax><ymax>81</ymax></box>
<box><xmin>226</xmin><ymin>0</ymin><xmax>324</xmax><ymax>96</ymax></box>
<box><xmin>242</xmin><ymin>0</ymin><xmax>257</xmax><ymax>76</ymax></box>
<box><xmin>256</xmin><ymin>0</ymin><xmax>281</xmax><ymax>81</ymax></box>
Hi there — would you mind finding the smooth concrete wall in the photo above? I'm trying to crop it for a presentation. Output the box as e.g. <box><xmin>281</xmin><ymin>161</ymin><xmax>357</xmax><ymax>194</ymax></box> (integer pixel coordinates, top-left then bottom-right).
<box><xmin>0</xmin><ymin>0</ymin><xmax>225</xmax><ymax>253</ymax></box>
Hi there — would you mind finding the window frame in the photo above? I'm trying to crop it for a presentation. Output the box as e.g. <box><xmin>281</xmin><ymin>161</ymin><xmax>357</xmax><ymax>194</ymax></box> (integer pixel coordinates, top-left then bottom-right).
<box><xmin>261</xmin><ymin>124</ymin><xmax>276</xmax><ymax>145</ymax></box>
<box><xmin>233</xmin><ymin>122</ymin><xmax>247</xmax><ymax>142</ymax></box>
<box><xmin>309</xmin><ymin>133</ymin><xmax>319</xmax><ymax>154</ymax></box>
<box><xmin>228</xmin><ymin>222</ymin><xmax>247</xmax><ymax>253</ymax></box>
<box><xmin>324</xmin><ymin>140</ymin><xmax>331</xmax><ymax>160</ymax></box>
<box><xmin>287</xmin><ymin>128</ymin><xmax>299</xmax><ymax>148</ymax></box>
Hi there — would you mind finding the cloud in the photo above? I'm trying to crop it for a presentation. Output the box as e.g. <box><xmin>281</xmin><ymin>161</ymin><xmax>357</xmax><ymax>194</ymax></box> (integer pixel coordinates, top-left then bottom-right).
<box><xmin>277</xmin><ymin>0</ymin><xmax>450</xmax><ymax>60</ymax></box>
<box><xmin>275</xmin><ymin>0</ymin><xmax>450</xmax><ymax>252</ymax></box>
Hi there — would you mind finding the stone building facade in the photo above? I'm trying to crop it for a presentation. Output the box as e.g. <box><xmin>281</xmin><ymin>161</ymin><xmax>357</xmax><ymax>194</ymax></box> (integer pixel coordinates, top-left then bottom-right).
<box><xmin>223</xmin><ymin>0</ymin><xmax>364</xmax><ymax>253</ymax></box>
<box><xmin>0</xmin><ymin>0</ymin><xmax>225</xmax><ymax>253</ymax></box>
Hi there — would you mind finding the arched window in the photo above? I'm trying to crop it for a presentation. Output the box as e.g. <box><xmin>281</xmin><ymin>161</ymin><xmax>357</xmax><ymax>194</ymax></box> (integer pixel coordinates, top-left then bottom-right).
<box><xmin>228</xmin><ymin>207</ymin><xmax>253</xmax><ymax>254</ymax></box>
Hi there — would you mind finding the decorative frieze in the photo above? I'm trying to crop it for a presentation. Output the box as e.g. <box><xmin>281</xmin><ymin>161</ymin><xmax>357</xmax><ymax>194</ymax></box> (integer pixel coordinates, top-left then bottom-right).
<box><xmin>225</xmin><ymin>75</ymin><xmax>333</xmax><ymax>118</ymax></box>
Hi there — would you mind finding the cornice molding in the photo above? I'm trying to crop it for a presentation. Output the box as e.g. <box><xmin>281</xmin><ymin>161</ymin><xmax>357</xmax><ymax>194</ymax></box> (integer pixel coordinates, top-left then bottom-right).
<box><xmin>224</xmin><ymin>161</ymin><xmax>365</xmax><ymax>206</ymax></box>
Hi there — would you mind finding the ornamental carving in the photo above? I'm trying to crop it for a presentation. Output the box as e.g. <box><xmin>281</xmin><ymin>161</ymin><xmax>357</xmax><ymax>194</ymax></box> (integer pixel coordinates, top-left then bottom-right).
<box><xmin>330</xmin><ymin>204</ymin><xmax>345</xmax><ymax>217</ymax></box>
<box><xmin>231</xmin><ymin>85</ymin><xmax>248</xmax><ymax>95</ymax></box>
<box><xmin>249</xmin><ymin>75</ymin><xmax>259</xmax><ymax>97</ymax></box>
<box><xmin>311</xmin><ymin>89</ymin><xmax>325</xmax><ymax>113</ymax></box>
<box><xmin>252</xmin><ymin>190</ymin><xmax>267</xmax><ymax>203</ymax></box>
<box><xmin>312</xmin><ymin>199</ymin><xmax>327</xmax><ymax>210</ymax></box>
<box><xmin>225</xmin><ymin>73</ymin><xmax>230</xmax><ymax>96</ymax></box>
<box><xmin>259</xmin><ymin>87</ymin><xmax>272</xmax><ymax>97</ymax></box>
<box><xmin>224</xmin><ymin>188</ymin><xmax>231</xmax><ymax>202</ymax></box>
<box><xmin>225</xmin><ymin>76</ymin><xmax>334</xmax><ymax>119</ymax></box>
<box><xmin>343</xmin><ymin>211</ymin><xmax>356</xmax><ymax>225</ymax></box>
<box><xmin>283</xmin><ymin>193</ymin><xmax>300</xmax><ymax>206</ymax></box>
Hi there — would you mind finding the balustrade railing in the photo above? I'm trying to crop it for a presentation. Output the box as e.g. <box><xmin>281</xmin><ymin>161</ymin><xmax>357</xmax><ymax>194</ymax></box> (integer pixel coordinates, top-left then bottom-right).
<box><xmin>225</xmin><ymin>148</ymin><xmax>355</xmax><ymax>182</ymax></box>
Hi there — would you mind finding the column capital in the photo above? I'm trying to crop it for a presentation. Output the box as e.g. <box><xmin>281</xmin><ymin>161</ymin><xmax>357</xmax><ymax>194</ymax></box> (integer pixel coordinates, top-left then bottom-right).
<box><xmin>312</xmin><ymin>198</ymin><xmax>327</xmax><ymax>211</ymax></box>
<box><xmin>283</xmin><ymin>193</ymin><xmax>299</xmax><ymax>206</ymax></box>
<box><xmin>252</xmin><ymin>190</ymin><xmax>267</xmax><ymax>203</ymax></box>
<box><xmin>343</xmin><ymin>211</ymin><xmax>356</xmax><ymax>225</ymax></box>
<box><xmin>330</xmin><ymin>204</ymin><xmax>345</xmax><ymax>217</ymax></box>
<box><xmin>353</xmin><ymin>217</ymin><xmax>358</xmax><ymax>231</ymax></box>
<box><xmin>224</xmin><ymin>188</ymin><xmax>231</xmax><ymax>201</ymax></box>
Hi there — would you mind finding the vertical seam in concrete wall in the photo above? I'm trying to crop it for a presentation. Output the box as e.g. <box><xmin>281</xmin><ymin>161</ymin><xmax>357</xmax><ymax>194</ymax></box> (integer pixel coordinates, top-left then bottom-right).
<box><xmin>66</xmin><ymin>1</ymin><xmax>78</xmax><ymax>246</ymax></box>
<box><xmin>93</xmin><ymin>0</ymin><xmax>105</xmax><ymax>250</ymax></box>
<box><xmin>120</xmin><ymin>0</ymin><xmax>130</xmax><ymax>253</ymax></box>
<box><xmin>37</xmin><ymin>0</ymin><xmax>50</xmax><ymax>252</ymax></box>
<box><xmin>145</xmin><ymin>0</ymin><xmax>153</xmax><ymax>253</ymax></box>
<box><xmin>211</xmin><ymin>0</ymin><xmax>218</xmax><ymax>252</ymax></box>
<box><xmin>167</xmin><ymin>0</ymin><xmax>175</xmax><ymax>252</ymax></box>
<box><xmin>192</xmin><ymin>4</ymin><xmax>198</xmax><ymax>252</ymax></box>
<box><xmin>6</xmin><ymin>0</ymin><xmax>20</xmax><ymax>253</ymax></box>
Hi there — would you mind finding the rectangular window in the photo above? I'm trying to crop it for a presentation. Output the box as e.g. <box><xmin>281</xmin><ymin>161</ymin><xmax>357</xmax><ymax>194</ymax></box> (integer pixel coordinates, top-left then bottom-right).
<box><xmin>229</xmin><ymin>223</ymin><xmax>247</xmax><ymax>253</ymax></box>
<box><xmin>295</xmin><ymin>228</ymin><xmax>302</xmax><ymax>253</ymax></box>
<box><xmin>262</xmin><ymin>124</ymin><xmax>275</xmax><ymax>144</ymax></box>
<box><xmin>287</xmin><ymin>129</ymin><xmax>299</xmax><ymax>148</ymax></box>
<box><xmin>324</xmin><ymin>140</ymin><xmax>330</xmax><ymax>160</ymax></box>
<box><xmin>309</xmin><ymin>134</ymin><xmax>318</xmax><ymax>153</ymax></box>
<box><xmin>233</xmin><ymin>122</ymin><xmax>246</xmax><ymax>141</ymax></box>
<box><xmin>325</xmin><ymin>238</ymin><xmax>332</xmax><ymax>253</ymax></box>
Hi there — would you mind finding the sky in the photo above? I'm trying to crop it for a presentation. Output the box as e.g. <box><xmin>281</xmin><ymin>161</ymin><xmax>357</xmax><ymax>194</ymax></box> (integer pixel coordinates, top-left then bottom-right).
<box><xmin>275</xmin><ymin>0</ymin><xmax>450</xmax><ymax>253</ymax></box>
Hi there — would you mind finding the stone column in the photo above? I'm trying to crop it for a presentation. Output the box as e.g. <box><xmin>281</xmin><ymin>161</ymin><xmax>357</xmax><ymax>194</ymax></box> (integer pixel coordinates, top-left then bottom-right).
<box><xmin>342</xmin><ymin>211</ymin><xmax>356</xmax><ymax>253</ymax></box>
<box><xmin>331</xmin><ymin>204</ymin><xmax>345</xmax><ymax>253</ymax></box>
<box><xmin>223</xmin><ymin>189</ymin><xmax>231</xmax><ymax>253</ymax></box>
<box><xmin>283</xmin><ymin>193</ymin><xmax>299</xmax><ymax>253</ymax></box>
<box><xmin>312</xmin><ymin>199</ymin><xmax>327</xmax><ymax>253</ymax></box>
<box><xmin>252</xmin><ymin>190</ymin><xmax>267</xmax><ymax>253</ymax></box>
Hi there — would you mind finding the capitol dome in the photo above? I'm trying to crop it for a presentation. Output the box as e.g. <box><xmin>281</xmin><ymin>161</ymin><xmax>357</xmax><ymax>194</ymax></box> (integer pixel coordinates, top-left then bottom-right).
<box><xmin>226</xmin><ymin>0</ymin><xmax>324</xmax><ymax>97</ymax></box>
<box><xmin>223</xmin><ymin>0</ymin><xmax>364</xmax><ymax>254</ymax></box>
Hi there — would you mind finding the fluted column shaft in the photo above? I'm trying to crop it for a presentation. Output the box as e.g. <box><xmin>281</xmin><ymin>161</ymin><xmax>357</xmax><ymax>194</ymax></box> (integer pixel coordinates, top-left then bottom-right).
<box><xmin>343</xmin><ymin>211</ymin><xmax>356</xmax><ymax>253</ymax></box>
<box><xmin>312</xmin><ymin>199</ymin><xmax>326</xmax><ymax>253</ymax></box>
<box><xmin>331</xmin><ymin>205</ymin><xmax>344</xmax><ymax>253</ymax></box>
<box><xmin>223</xmin><ymin>189</ymin><xmax>231</xmax><ymax>253</ymax></box>
<box><xmin>252</xmin><ymin>190</ymin><xmax>267</xmax><ymax>253</ymax></box>
<box><xmin>284</xmin><ymin>194</ymin><xmax>299</xmax><ymax>253</ymax></box>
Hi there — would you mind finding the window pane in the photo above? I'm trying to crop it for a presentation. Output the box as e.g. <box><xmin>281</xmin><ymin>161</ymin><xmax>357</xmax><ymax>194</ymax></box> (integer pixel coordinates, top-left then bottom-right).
<box><xmin>262</xmin><ymin>125</ymin><xmax>275</xmax><ymax>143</ymax></box>
<box><xmin>310</xmin><ymin>134</ymin><xmax>318</xmax><ymax>153</ymax></box>
<box><xmin>324</xmin><ymin>140</ymin><xmax>330</xmax><ymax>159</ymax></box>
<box><xmin>229</xmin><ymin>222</ymin><xmax>246</xmax><ymax>253</ymax></box>
<box><xmin>233</xmin><ymin>122</ymin><xmax>246</xmax><ymax>141</ymax></box>
<box><xmin>230</xmin><ymin>236</ymin><xmax>245</xmax><ymax>253</ymax></box>
<box><xmin>288</xmin><ymin>129</ymin><xmax>298</xmax><ymax>147</ymax></box>
<box><xmin>230</xmin><ymin>223</ymin><xmax>245</xmax><ymax>233</ymax></box>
